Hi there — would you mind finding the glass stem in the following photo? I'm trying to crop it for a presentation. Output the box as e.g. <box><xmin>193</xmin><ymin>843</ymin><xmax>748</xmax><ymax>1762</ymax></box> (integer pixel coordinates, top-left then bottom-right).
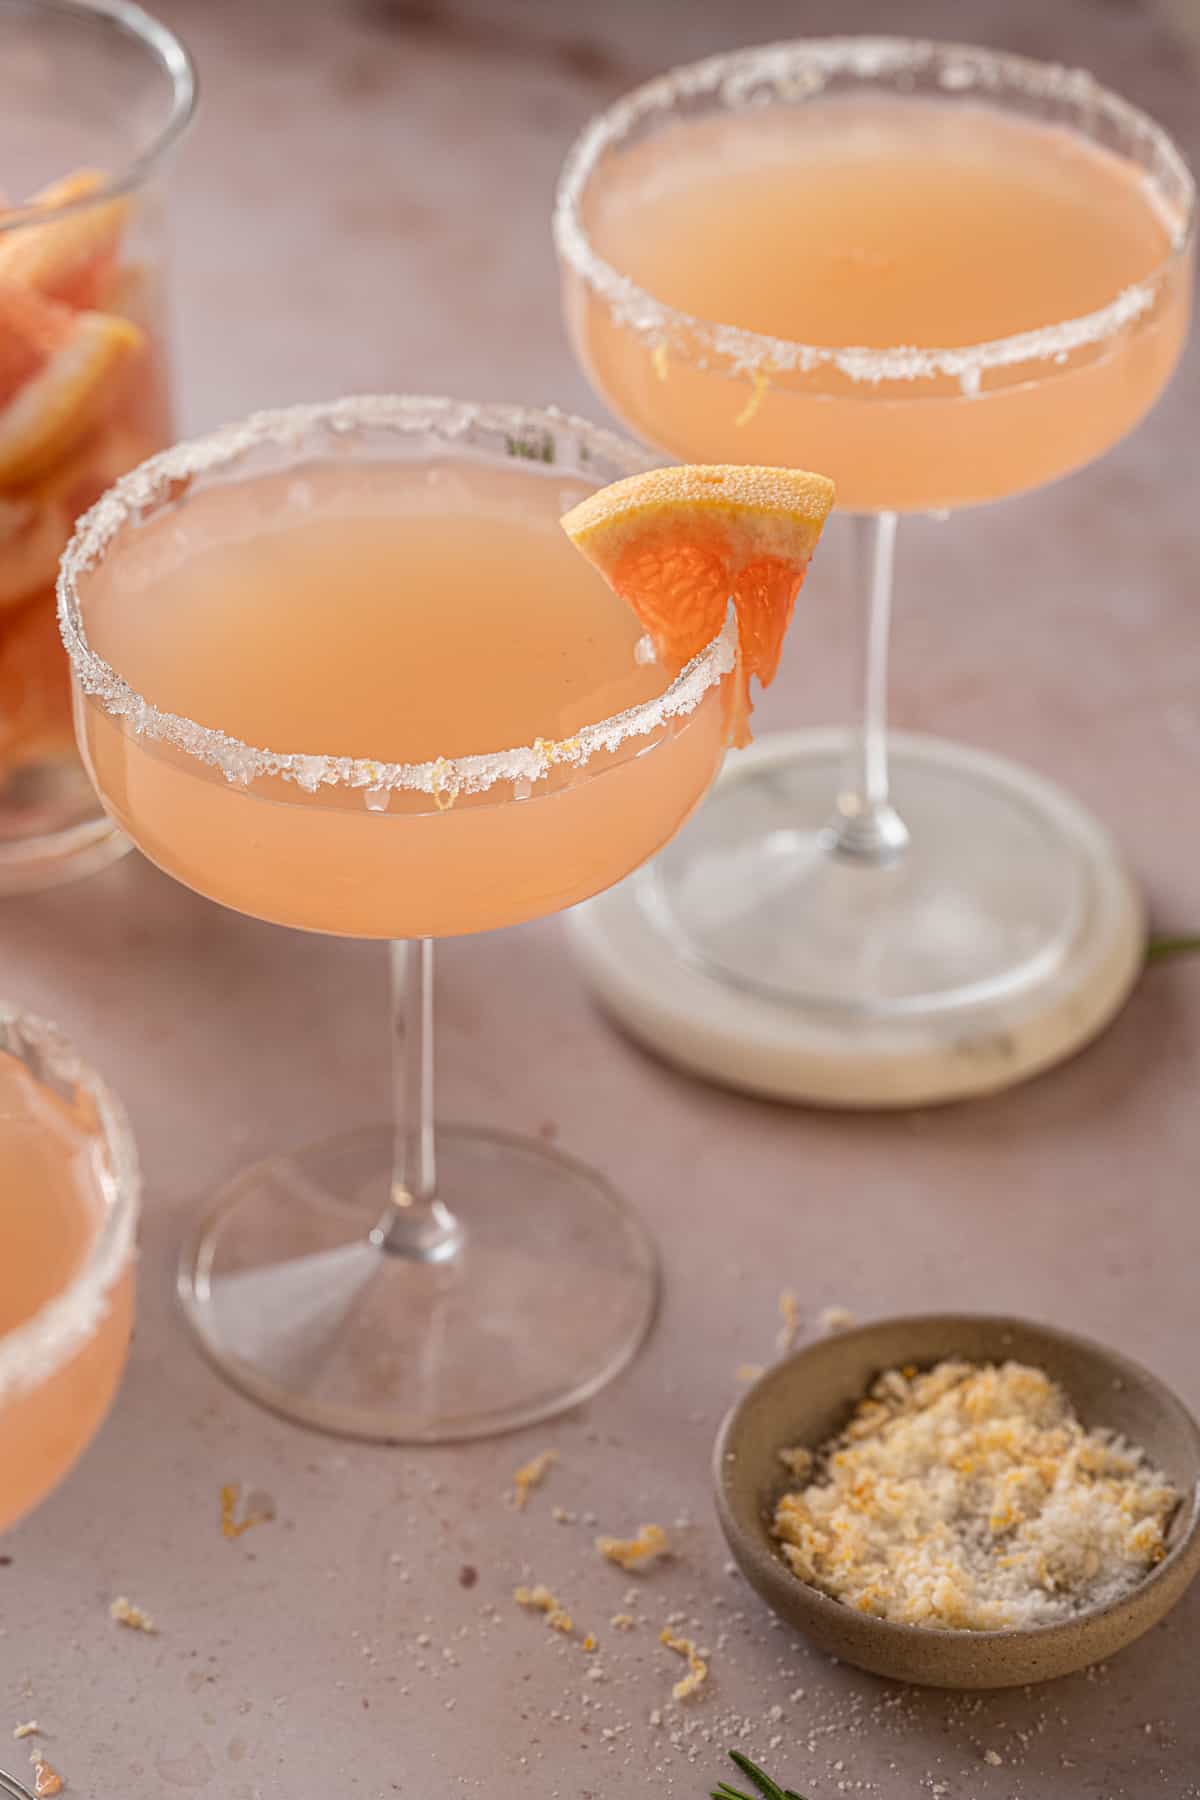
<box><xmin>371</xmin><ymin>939</ymin><xmax>463</xmax><ymax>1262</ymax></box>
<box><xmin>826</xmin><ymin>510</ymin><xmax>910</xmax><ymax>863</ymax></box>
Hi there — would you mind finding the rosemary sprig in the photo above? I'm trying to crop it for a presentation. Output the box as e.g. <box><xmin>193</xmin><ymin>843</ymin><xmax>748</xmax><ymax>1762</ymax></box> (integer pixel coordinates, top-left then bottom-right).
<box><xmin>504</xmin><ymin>431</ymin><xmax>555</xmax><ymax>464</ymax></box>
<box><xmin>1145</xmin><ymin>934</ymin><xmax>1200</xmax><ymax>964</ymax></box>
<box><xmin>711</xmin><ymin>1750</ymin><xmax>808</xmax><ymax>1800</ymax></box>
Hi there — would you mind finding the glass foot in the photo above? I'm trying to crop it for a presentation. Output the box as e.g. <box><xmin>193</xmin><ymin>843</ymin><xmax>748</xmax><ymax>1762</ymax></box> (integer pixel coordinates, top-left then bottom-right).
<box><xmin>565</xmin><ymin>731</ymin><xmax>1145</xmax><ymax>1106</ymax></box>
<box><xmin>651</xmin><ymin>732</ymin><xmax>1090</xmax><ymax>1014</ymax></box>
<box><xmin>0</xmin><ymin>753</ymin><xmax>129</xmax><ymax>894</ymax></box>
<box><xmin>178</xmin><ymin>1124</ymin><xmax>658</xmax><ymax>1443</ymax></box>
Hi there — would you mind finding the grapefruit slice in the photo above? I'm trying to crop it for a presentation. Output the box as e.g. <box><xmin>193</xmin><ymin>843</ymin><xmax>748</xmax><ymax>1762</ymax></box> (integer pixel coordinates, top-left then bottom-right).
<box><xmin>562</xmin><ymin>464</ymin><xmax>834</xmax><ymax>746</ymax></box>
<box><xmin>0</xmin><ymin>280</ymin><xmax>142</xmax><ymax>486</ymax></box>
<box><xmin>0</xmin><ymin>491</ymin><xmax>68</xmax><ymax>610</ymax></box>
<box><xmin>0</xmin><ymin>169</ymin><xmax>130</xmax><ymax>310</ymax></box>
<box><xmin>0</xmin><ymin>421</ymin><xmax>153</xmax><ymax>613</ymax></box>
<box><xmin>0</xmin><ymin>583</ymin><xmax>76</xmax><ymax>763</ymax></box>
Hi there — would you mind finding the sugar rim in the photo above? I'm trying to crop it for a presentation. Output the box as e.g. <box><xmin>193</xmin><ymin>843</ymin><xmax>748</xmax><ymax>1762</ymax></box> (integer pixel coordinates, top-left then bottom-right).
<box><xmin>57</xmin><ymin>395</ymin><xmax>738</xmax><ymax>802</ymax></box>
<box><xmin>553</xmin><ymin>35</ymin><xmax>1196</xmax><ymax>387</ymax></box>
<box><xmin>0</xmin><ymin>1010</ymin><xmax>139</xmax><ymax>1405</ymax></box>
<box><xmin>0</xmin><ymin>0</ymin><xmax>197</xmax><ymax>234</ymax></box>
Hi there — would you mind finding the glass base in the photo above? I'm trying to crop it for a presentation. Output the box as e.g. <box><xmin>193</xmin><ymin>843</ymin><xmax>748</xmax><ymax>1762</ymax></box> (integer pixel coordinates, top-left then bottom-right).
<box><xmin>650</xmin><ymin>731</ymin><xmax>1090</xmax><ymax>1015</ymax></box>
<box><xmin>177</xmin><ymin>1124</ymin><xmax>659</xmax><ymax>1443</ymax></box>
<box><xmin>0</xmin><ymin>752</ymin><xmax>129</xmax><ymax>894</ymax></box>
<box><xmin>564</xmin><ymin>731</ymin><xmax>1144</xmax><ymax>1107</ymax></box>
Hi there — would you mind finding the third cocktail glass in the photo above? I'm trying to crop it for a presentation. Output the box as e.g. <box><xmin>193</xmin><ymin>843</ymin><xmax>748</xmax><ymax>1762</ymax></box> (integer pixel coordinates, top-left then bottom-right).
<box><xmin>555</xmin><ymin>39</ymin><xmax>1194</xmax><ymax>1100</ymax></box>
<box><xmin>0</xmin><ymin>1008</ymin><xmax>138</xmax><ymax>1533</ymax></box>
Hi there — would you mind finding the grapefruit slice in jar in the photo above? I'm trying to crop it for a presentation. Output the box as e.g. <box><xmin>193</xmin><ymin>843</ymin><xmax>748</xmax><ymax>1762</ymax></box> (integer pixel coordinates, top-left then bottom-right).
<box><xmin>0</xmin><ymin>491</ymin><xmax>69</xmax><ymax>611</ymax></box>
<box><xmin>0</xmin><ymin>280</ymin><xmax>142</xmax><ymax>487</ymax></box>
<box><xmin>0</xmin><ymin>169</ymin><xmax>131</xmax><ymax>310</ymax></box>
<box><xmin>562</xmin><ymin>463</ymin><xmax>835</xmax><ymax>746</ymax></box>
<box><xmin>0</xmin><ymin>420</ymin><xmax>150</xmax><ymax>614</ymax></box>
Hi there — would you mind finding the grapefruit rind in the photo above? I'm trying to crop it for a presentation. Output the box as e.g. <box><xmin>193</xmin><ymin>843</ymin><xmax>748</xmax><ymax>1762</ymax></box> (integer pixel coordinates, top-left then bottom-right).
<box><xmin>562</xmin><ymin>464</ymin><xmax>834</xmax><ymax>563</ymax></box>
<box><xmin>0</xmin><ymin>284</ymin><xmax>143</xmax><ymax>486</ymax></box>
<box><xmin>0</xmin><ymin>169</ymin><xmax>131</xmax><ymax>309</ymax></box>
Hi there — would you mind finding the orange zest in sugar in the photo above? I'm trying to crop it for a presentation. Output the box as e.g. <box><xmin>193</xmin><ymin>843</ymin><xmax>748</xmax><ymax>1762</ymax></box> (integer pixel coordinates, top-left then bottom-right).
<box><xmin>220</xmin><ymin>1481</ymin><xmax>275</xmax><ymax>1540</ymax></box>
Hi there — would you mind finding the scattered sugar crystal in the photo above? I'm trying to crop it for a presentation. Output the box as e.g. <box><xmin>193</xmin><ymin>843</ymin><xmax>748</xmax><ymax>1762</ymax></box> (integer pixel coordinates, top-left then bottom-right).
<box><xmin>819</xmin><ymin>1305</ymin><xmax>857</xmax><ymax>1334</ymax></box>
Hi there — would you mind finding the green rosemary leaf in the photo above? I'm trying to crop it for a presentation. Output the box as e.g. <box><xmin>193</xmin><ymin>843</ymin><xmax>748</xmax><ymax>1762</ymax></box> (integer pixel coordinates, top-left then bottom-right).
<box><xmin>728</xmin><ymin>1751</ymin><xmax>796</xmax><ymax>1800</ymax></box>
<box><xmin>503</xmin><ymin>431</ymin><xmax>555</xmax><ymax>464</ymax></box>
<box><xmin>1145</xmin><ymin>934</ymin><xmax>1200</xmax><ymax>964</ymax></box>
<box><xmin>714</xmin><ymin>1750</ymin><xmax>811</xmax><ymax>1800</ymax></box>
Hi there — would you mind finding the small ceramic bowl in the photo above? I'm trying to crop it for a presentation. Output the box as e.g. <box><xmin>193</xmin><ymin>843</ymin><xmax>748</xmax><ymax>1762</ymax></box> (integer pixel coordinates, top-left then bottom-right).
<box><xmin>713</xmin><ymin>1313</ymin><xmax>1200</xmax><ymax>1689</ymax></box>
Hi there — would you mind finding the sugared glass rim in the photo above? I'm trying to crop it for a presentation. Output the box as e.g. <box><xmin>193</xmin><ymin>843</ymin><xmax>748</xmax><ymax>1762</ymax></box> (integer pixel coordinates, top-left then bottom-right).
<box><xmin>0</xmin><ymin>1009</ymin><xmax>139</xmax><ymax>1404</ymax></box>
<box><xmin>58</xmin><ymin>395</ymin><xmax>738</xmax><ymax>803</ymax></box>
<box><xmin>0</xmin><ymin>0</ymin><xmax>197</xmax><ymax>235</ymax></box>
<box><xmin>553</xmin><ymin>36</ymin><xmax>1196</xmax><ymax>387</ymax></box>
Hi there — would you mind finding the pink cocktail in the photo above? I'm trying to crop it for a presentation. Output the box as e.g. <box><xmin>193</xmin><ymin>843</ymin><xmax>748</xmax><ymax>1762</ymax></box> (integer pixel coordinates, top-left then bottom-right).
<box><xmin>60</xmin><ymin>396</ymin><xmax>734</xmax><ymax>1442</ymax></box>
<box><xmin>0</xmin><ymin>1011</ymin><xmax>139</xmax><ymax>1533</ymax></box>
<box><xmin>555</xmin><ymin>40</ymin><xmax>1195</xmax><ymax>1097</ymax></box>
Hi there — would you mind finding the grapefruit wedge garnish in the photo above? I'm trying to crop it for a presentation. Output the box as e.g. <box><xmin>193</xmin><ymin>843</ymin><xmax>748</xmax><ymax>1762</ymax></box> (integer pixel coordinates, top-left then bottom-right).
<box><xmin>0</xmin><ymin>169</ymin><xmax>130</xmax><ymax>310</ymax></box>
<box><xmin>562</xmin><ymin>464</ymin><xmax>834</xmax><ymax>746</ymax></box>
<box><xmin>0</xmin><ymin>280</ymin><xmax>142</xmax><ymax>486</ymax></box>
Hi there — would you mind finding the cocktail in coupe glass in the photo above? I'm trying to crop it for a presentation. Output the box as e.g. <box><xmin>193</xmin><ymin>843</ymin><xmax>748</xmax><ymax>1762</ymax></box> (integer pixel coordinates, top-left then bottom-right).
<box><xmin>0</xmin><ymin>1009</ymin><xmax>139</xmax><ymax>1534</ymax></box>
<box><xmin>555</xmin><ymin>39</ymin><xmax>1195</xmax><ymax>1101</ymax></box>
<box><xmin>59</xmin><ymin>396</ymin><xmax>736</xmax><ymax>1443</ymax></box>
<box><xmin>0</xmin><ymin>0</ymin><xmax>194</xmax><ymax>894</ymax></box>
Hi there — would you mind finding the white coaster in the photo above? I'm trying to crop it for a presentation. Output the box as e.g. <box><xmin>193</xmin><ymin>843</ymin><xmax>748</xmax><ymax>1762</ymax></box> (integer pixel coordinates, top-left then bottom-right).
<box><xmin>565</xmin><ymin>732</ymin><xmax>1145</xmax><ymax>1108</ymax></box>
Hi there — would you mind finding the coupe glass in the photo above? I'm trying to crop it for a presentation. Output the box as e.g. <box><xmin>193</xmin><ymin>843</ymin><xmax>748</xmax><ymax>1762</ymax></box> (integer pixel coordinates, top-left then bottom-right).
<box><xmin>58</xmin><ymin>396</ymin><xmax>735</xmax><ymax>1442</ymax></box>
<box><xmin>0</xmin><ymin>1008</ymin><xmax>139</xmax><ymax>1533</ymax></box>
<box><xmin>555</xmin><ymin>40</ymin><xmax>1194</xmax><ymax>1046</ymax></box>
<box><xmin>0</xmin><ymin>0</ymin><xmax>194</xmax><ymax>893</ymax></box>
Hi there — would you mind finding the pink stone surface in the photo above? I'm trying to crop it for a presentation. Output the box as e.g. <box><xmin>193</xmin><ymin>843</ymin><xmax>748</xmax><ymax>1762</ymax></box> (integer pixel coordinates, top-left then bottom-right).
<box><xmin>3</xmin><ymin>0</ymin><xmax>1200</xmax><ymax>1794</ymax></box>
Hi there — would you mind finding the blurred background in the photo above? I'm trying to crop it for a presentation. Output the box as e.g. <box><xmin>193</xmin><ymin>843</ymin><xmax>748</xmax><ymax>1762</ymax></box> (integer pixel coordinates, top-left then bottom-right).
<box><xmin>163</xmin><ymin>0</ymin><xmax>1200</xmax><ymax>425</ymax></box>
<box><xmin>155</xmin><ymin>0</ymin><xmax>1200</xmax><ymax>924</ymax></box>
